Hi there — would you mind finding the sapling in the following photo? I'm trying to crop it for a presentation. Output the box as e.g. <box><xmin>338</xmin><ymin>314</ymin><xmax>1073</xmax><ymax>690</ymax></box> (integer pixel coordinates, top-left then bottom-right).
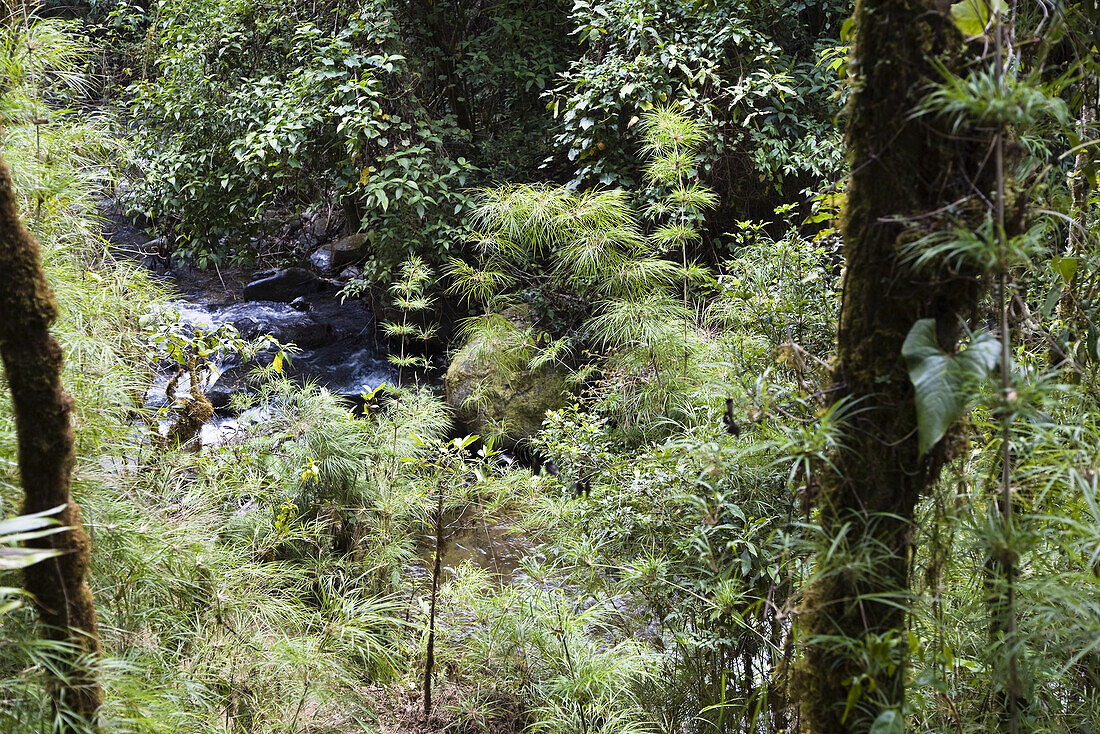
<box><xmin>409</xmin><ymin>433</ymin><xmax>479</xmax><ymax>719</ymax></box>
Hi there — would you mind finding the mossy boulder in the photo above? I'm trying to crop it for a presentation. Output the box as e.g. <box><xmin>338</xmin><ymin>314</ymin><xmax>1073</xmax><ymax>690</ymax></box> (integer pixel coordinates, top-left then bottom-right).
<box><xmin>444</xmin><ymin>335</ymin><xmax>570</xmax><ymax>446</ymax></box>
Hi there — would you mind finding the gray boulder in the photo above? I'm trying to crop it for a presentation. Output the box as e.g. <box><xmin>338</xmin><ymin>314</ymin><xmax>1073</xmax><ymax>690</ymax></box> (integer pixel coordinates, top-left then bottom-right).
<box><xmin>207</xmin><ymin>365</ymin><xmax>251</xmax><ymax>412</ymax></box>
<box><xmin>309</xmin><ymin>233</ymin><xmax>368</xmax><ymax>274</ymax></box>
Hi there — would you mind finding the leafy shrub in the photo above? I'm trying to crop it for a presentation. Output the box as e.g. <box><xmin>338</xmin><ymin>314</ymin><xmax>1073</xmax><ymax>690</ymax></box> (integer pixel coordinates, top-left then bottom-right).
<box><xmin>120</xmin><ymin>0</ymin><xmax>573</xmax><ymax>275</ymax></box>
<box><xmin>546</xmin><ymin>0</ymin><xmax>848</xmax><ymax>228</ymax></box>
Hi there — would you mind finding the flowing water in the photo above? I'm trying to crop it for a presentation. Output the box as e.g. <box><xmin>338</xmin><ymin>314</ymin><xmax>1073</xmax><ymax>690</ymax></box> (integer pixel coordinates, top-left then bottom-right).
<box><xmin>109</xmin><ymin>214</ymin><xmax>531</xmax><ymax>581</ymax></box>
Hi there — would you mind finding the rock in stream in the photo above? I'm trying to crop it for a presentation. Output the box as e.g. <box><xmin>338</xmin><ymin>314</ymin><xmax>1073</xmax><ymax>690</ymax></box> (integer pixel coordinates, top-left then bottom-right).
<box><xmin>148</xmin><ymin>293</ymin><xmax>394</xmax><ymax>414</ymax></box>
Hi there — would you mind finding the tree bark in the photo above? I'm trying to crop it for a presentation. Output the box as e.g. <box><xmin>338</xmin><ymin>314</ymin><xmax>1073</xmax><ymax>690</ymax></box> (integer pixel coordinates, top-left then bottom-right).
<box><xmin>0</xmin><ymin>157</ymin><xmax>103</xmax><ymax>730</ymax></box>
<box><xmin>793</xmin><ymin>2</ymin><xmax>982</xmax><ymax>731</ymax></box>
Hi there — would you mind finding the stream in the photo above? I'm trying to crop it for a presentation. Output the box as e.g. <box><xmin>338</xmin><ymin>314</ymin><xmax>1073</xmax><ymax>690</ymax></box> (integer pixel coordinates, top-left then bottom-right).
<box><xmin>106</xmin><ymin>213</ymin><xmax>535</xmax><ymax>583</ymax></box>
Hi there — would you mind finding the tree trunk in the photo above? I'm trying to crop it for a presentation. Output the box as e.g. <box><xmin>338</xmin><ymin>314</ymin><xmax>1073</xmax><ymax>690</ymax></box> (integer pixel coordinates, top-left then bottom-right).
<box><xmin>401</xmin><ymin>0</ymin><xmax>476</xmax><ymax>136</ymax></box>
<box><xmin>793</xmin><ymin>2</ymin><xmax>982</xmax><ymax>731</ymax></box>
<box><xmin>0</xmin><ymin>157</ymin><xmax>104</xmax><ymax>730</ymax></box>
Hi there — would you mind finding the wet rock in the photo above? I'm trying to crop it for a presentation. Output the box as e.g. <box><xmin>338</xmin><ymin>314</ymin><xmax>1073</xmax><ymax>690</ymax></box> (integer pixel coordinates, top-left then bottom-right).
<box><xmin>309</xmin><ymin>233</ymin><xmax>368</xmax><ymax>274</ymax></box>
<box><xmin>310</xmin><ymin>247</ymin><xmax>333</xmax><ymax>273</ymax></box>
<box><xmin>242</xmin><ymin>267</ymin><xmax>319</xmax><ymax>302</ymax></box>
<box><xmin>207</xmin><ymin>364</ymin><xmax>251</xmax><ymax>412</ymax></box>
<box><xmin>339</xmin><ymin>265</ymin><xmax>361</xmax><ymax>281</ymax></box>
<box><xmin>445</xmin><ymin>328</ymin><xmax>571</xmax><ymax>447</ymax></box>
<box><xmin>290</xmin><ymin>296</ymin><xmax>311</xmax><ymax>312</ymax></box>
<box><xmin>311</xmin><ymin>211</ymin><xmax>332</xmax><ymax>238</ymax></box>
<box><xmin>216</xmin><ymin>302</ymin><xmax>335</xmax><ymax>349</ymax></box>
<box><xmin>145</xmin><ymin>235</ymin><xmax>170</xmax><ymax>259</ymax></box>
<box><xmin>286</xmin><ymin>320</ymin><xmax>335</xmax><ymax>349</ymax></box>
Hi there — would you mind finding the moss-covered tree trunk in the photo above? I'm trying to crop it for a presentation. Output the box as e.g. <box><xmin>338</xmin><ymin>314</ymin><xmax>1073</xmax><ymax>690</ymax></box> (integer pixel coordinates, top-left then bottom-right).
<box><xmin>793</xmin><ymin>2</ymin><xmax>981</xmax><ymax>731</ymax></box>
<box><xmin>0</xmin><ymin>157</ymin><xmax>104</xmax><ymax>729</ymax></box>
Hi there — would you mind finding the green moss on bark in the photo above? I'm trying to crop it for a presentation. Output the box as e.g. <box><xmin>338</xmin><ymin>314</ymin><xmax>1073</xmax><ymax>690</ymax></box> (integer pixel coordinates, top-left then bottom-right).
<box><xmin>0</xmin><ymin>157</ymin><xmax>104</xmax><ymax>730</ymax></box>
<box><xmin>165</xmin><ymin>356</ymin><xmax>214</xmax><ymax>450</ymax></box>
<box><xmin>791</xmin><ymin>2</ymin><xmax>987</xmax><ymax>731</ymax></box>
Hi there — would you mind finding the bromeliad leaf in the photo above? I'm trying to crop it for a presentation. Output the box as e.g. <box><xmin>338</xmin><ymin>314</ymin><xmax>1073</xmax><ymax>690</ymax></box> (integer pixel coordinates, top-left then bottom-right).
<box><xmin>903</xmin><ymin>319</ymin><xmax>1000</xmax><ymax>456</ymax></box>
<box><xmin>0</xmin><ymin>504</ymin><xmax>67</xmax><ymax>544</ymax></box>
<box><xmin>0</xmin><ymin>504</ymin><xmax>68</xmax><ymax>571</ymax></box>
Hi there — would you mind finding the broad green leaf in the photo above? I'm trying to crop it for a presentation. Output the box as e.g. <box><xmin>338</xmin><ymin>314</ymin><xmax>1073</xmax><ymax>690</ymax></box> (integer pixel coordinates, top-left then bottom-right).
<box><xmin>870</xmin><ymin>709</ymin><xmax>903</xmax><ymax>734</ymax></box>
<box><xmin>840</xmin><ymin>16</ymin><xmax>855</xmax><ymax>42</ymax></box>
<box><xmin>1086</xmin><ymin>162</ymin><xmax>1099</xmax><ymax>191</ymax></box>
<box><xmin>842</xmin><ymin>677</ymin><xmax>862</xmax><ymax>722</ymax></box>
<box><xmin>903</xmin><ymin>319</ymin><xmax>1000</xmax><ymax>456</ymax></box>
<box><xmin>1042</xmin><ymin>284</ymin><xmax>1062</xmax><ymax>319</ymax></box>
<box><xmin>950</xmin><ymin>0</ymin><xmax>1005</xmax><ymax>36</ymax></box>
<box><xmin>1052</xmin><ymin>255</ymin><xmax>1078</xmax><ymax>284</ymax></box>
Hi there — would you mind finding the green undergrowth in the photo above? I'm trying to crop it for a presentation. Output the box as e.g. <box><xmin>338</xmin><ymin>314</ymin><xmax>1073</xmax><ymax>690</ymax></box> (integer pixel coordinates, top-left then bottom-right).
<box><xmin>0</xmin><ymin>13</ymin><xmax>546</xmax><ymax>732</ymax></box>
<box><xmin>4</xmin><ymin>5</ymin><xmax>1100</xmax><ymax>734</ymax></box>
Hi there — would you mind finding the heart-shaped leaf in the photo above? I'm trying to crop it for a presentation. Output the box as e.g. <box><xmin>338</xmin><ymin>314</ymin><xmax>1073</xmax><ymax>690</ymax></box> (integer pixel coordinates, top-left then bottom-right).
<box><xmin>1052</xmin><ymin>255</ymin><xmax>1078</xmax><ymax>284</ymax></box>
<box><xmin>903</xmin><ymin>319</ymin><xmax>1000</xmax><ymax>456</ymax></box>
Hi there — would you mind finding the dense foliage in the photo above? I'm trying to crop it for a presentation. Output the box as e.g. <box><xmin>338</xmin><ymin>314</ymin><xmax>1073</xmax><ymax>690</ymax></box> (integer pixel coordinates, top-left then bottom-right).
<box><xmin>547</xmin><ymin>0</ymin><xmax>848</xmax><ymax>219</ymax></box>
<box><xmin>114</xmin><ymin>0</ymin><xmax>572</xmax><ymax>272</ymax></box>
<box><xmin>107</xmin><ymin>0</ymin><xmax>849</xmax><ymax>277</ymax></box>
<box><xmin>1</xmin><ymin>1</ymin><xmax>1099</xmax><ymax>734</ymax></box>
